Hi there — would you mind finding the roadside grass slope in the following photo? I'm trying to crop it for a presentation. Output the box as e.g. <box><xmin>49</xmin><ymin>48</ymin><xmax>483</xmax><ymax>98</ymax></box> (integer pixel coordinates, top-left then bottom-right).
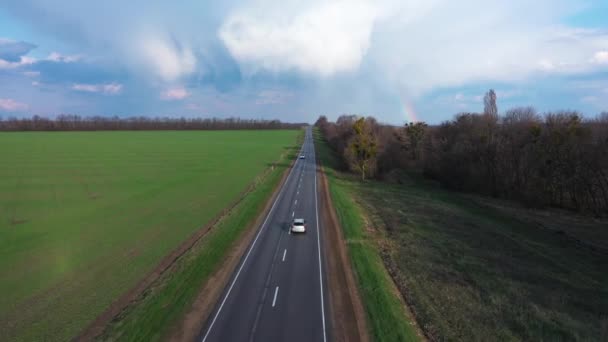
<box><xmin>315</xmin><ymin>129</ymin><xmax>608</xmax><ymax>341</ymax></box>
<box><xmin>314</xmin><ymin>129</ymin><xmax>421</xmax><ymax>342</ymax></box>
<box><xmin>0</xmin><ymin>130</ymin><xmax>299</xmax><ymax>341</ymax></box>
<box><xmin>355</xmin><ymin>172</ymin><xmax>608</xmax><ymax>341</ymax></box>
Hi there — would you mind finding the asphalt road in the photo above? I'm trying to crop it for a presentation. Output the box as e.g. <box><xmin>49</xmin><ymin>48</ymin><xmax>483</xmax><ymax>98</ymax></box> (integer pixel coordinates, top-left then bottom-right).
<box><xmin>199</xmin><ymin>127</ymin><xmax>330</xmax><ymax>342</ymax></box>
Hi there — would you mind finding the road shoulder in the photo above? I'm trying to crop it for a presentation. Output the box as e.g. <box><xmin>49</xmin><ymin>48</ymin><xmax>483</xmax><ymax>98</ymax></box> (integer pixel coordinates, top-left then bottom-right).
<box><xmin>317</xmin><ymin>162</ymin><xmax>370</xmax><ymax>342</ymax></box>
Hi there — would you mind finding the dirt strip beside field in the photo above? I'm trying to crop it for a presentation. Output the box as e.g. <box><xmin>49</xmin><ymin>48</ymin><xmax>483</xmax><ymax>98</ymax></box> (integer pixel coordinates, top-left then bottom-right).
<box><xmin>317</xmin><ymin>165</ymin><xmax>370</xmax><ymax>342</ymax></box>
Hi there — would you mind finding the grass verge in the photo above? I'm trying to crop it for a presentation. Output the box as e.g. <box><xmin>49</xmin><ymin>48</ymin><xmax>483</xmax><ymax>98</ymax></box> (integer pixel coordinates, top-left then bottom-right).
<box><xmin>353</xmin><ymin>172</ymin><xmax>608</xmax><ymax>341</ymax></box>
<box><xmin>314</xmin><ymin>129</ymin><xmax>421</xmax><ymax>342</ymax></box>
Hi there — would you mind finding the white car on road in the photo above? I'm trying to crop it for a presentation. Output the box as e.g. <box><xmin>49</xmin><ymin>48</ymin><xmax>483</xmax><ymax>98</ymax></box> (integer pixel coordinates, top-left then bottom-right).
<box><xmin>291</xmin><ymin>218</ymin><xmax>306</xmax><ymax>233</ymax></box>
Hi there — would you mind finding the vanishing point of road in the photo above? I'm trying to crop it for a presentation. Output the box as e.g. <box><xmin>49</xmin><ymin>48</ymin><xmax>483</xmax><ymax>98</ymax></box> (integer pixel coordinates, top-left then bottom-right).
<box><xmin>199</xmin><ymin>127</ymin><xmax>330</xmax><ymax>342</ymax></box>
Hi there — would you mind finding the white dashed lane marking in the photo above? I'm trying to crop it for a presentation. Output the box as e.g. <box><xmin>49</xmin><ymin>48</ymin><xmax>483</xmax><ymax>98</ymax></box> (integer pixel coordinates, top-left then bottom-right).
<box><xmin>272</xmin><ymin>286</ymin><xmax>279</xmax><ymax>307</ymax></box>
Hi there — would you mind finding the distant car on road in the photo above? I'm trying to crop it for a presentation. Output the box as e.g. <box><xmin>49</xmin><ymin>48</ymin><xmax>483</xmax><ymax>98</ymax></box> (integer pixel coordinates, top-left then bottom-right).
<box><xmin>299</xmin><ymin>155</ymin><xmax>305</xmax><ymax>159</ymax></box>
<box><xmin>291</xmin><ymin>218</ymin><xmax>306</xmax><ymax>233</ymax></box>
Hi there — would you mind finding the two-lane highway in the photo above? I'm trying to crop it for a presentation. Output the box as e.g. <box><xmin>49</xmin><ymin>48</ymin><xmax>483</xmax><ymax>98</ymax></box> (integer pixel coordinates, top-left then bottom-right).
<box><xmin>200</xmin><ymin>127</ymin><xmax>329</xmax><ymax>342</ymax></box>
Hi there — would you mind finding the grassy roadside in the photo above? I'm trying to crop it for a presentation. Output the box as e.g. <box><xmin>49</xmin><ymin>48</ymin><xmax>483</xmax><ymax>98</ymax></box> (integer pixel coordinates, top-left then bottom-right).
<box><xmin>99</xmin><ymin>131</ymin><xmax>304</xmax><ymax>341</ymax></box>
<box><xmin>352</xmin><ymin>173</ymin><xmax>608</xmax><ymax>341</ymax></box>
<box><xmin>314</xmin><ymin>129</ymin><xmax>420</xmax><ymax>342</ymax></box>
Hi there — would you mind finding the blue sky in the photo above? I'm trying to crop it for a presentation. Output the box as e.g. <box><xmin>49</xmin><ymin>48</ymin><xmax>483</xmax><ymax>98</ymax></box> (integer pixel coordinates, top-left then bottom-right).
<box><xmin>0</xmin><ymin>0</ymin><xmax>606</xmax><ymax>124</ymax></box>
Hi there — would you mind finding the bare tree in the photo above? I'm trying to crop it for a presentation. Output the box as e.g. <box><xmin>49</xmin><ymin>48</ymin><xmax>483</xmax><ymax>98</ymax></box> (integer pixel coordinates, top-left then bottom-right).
<box><xmin>314</xmin><ymin>115</ymin><xmax>328</xmax><ymax>128</ymax></box>
<box><xmin>316</xmin><ymin>107</ymin><xmax>608</xmax><ymax>214</ymax></box>
<box><xmin>0</xmin><ymin>116</ymin><xmax>304</xmax><ymax>131</ymax></box>
<box><xmin>397</xmin><ymin>122</ymin><xmax>428</xmax><ymax>160</ymax></box>
<box><xmin>484</xmin><ymin>89</ymin><xmax>498</xmax><ymax>117</ymax></box>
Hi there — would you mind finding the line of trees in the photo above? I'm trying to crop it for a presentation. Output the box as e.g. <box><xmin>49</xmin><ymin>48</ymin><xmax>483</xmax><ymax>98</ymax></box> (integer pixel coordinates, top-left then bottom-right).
<box><xmin>0</xmin><ymin>115</ymin><xmax>304</xmax><ymax>131</ymax></box>
<box><xmin>316</xmin><ymin>90</ymin><xmax>608</xmax><ymax>215</ymax></box>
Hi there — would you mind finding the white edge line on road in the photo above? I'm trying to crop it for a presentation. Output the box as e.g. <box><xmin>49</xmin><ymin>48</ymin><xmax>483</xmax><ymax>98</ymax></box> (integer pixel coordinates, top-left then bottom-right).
<box><xmin>282</xmin><ymin>249</ymin><xmax>287</xmax><ymax>262</ymax></box>
<box><xmin>272</xmin><ymin>286</ymin><xmax>279</xmax><ymax>307</ymax></box>
<box><xmin>201</xmin><ymin>142</ymin><xmax>302</xmax><ymax>342</ymax></box>
<box><xmin>295</xmin><ymin>199</ymin><xmax>297</xmax><ymax>205</ymax></box>
<box><xmin>314</xmin><ymin>148</ymin><xmax>328</xmax><ymax>342</ymax></box>
<box><xmin>292</xmin><ymin>211</ymin><xmax>294</xmax><ymax>217</ymax></box>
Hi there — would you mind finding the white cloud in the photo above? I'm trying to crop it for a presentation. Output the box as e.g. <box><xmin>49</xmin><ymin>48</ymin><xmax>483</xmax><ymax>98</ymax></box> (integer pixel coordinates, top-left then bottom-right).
<box><xmin>2</xmin><ymin>2</ymin><xmax>208</xmax><ymax>83</ymax></box>
<box><xmin>0</xmin><ymin>51</ymin><xmax>81</xmax><ymax>70</ymax></box>
<box><xmin>0</xmin><ymin>56</ymin><xmax>36</xmax><ymax>69</ymax></box>
<box><xmin>371</xmin><ymin>5</ymin><xmax>608</xmax><ymax>95</ymax></box>
<box><xmin>220</xmin><ymin>0</ymin><xmax>381</xmax><ymax>76</ymax></box>
<box><xmin>538</xmin><ymin>59</ymin><xmax>556</xmax><ymax>71</ymax></box>
<box><xmin>138</xmin><ymin>36</ymin><xmax>196</xmax><ymax>82</ymax></box>
<box><xmin>4</xmin><ymin>0</ymin><xmax>608</xmax><ymax>100</ymax></box>
<box><xmin>592</xmin><ymin>51</ymin><xmax>608</xmax><ymax>65</ymax></box>
<box><xmin>220</xmin><ymin>0</ymin><xmax>608</xmax><ymax>95</ymax></box>
<box><xmin>0</xmin><ymin>49</ymin><xmax>81</xmax><ymax>71</ymax></box>
<box><xmin>161</xmin><ymin>86</ymin><xmax>190</xmax><ymax>100</ymax></box>
<box><xmin>0</xmin><ymin>98</ymin><xmax>28</xmax><ymax>112</ymax></box>
<box><xmin>72</xmin><ymin>82</ymin><xmax>123</xmax><ymax>94</ymax></box>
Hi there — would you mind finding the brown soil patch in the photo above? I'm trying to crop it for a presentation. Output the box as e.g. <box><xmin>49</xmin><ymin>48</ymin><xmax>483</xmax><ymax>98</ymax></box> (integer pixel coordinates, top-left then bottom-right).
<box><xmin>10</xmin><ymin>218</ymin><xmax>28</xmax><ymax>226</ymax></box>
<box><xmin>317</xmin><ymin>165</ymin><xmax>370</xmax><ymax>342</ymax></box>
<box><xmin>125</xmin><ymin>248</ymin><xmax>141</xmax><ymax>260</ymax></box>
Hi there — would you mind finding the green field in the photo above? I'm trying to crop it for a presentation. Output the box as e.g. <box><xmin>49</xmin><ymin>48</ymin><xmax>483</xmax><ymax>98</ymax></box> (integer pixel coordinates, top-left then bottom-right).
<box><xmin>315</xmin><ymin>130</ymin><xmax>608</xmax><ymax>341</ymax></box>
<box><xmin>0</xmin><ymin>130</ymin><xmax>299</xmax><ymax>341</ymax></box>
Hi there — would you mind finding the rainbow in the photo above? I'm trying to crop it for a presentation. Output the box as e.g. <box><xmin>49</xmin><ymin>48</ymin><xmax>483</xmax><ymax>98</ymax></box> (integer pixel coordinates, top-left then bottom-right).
<box><xmin>399</xmin><ymin>92</ymin><xmax>420</xmax><ymax>123</ymax></box>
